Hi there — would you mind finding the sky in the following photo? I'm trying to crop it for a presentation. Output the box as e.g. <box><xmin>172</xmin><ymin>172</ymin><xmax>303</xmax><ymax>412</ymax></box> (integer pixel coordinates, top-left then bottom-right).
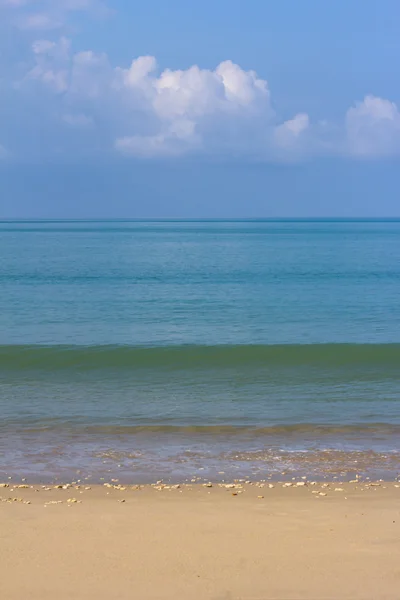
<box><xmin>1</xmin><ymin>0</ymin><xmax>400</xmax><ymax>218</ymax></box>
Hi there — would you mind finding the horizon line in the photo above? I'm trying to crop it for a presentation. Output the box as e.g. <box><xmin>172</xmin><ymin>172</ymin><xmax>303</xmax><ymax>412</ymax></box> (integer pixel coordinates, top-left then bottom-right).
<box><xmin>2</xmin><ymin>217</ymin><xmax>400</xmax><ymax>223</ymax></box>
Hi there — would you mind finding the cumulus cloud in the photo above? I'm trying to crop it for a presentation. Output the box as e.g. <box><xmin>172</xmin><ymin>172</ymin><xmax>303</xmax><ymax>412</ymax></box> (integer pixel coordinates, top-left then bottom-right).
<box><xmin>13</xmin><ymin>36</ymin><xmax>400</xmax><ymax>161</ymax></box>
<box><xmin>274</xmin><ymin>113</ymin><xmax>309</xmax><ymax>148</ymax></box>
<box><xmin>24</xmin><ymin>38</ymin><xmax>278</xmax><ymax>158</ymax></box>
<box><xmin>115</xmin><ymin>57</ymin><xmax>272</xmax><ymax>157</ymax></box>
<box><xmin>345</xmin><ymin>95</ymin><xmax>400</xmax><ymax>157</ymax></box>
<box><xmin>26</xmin><ymin>36</ymin><xmax>71</xmax><ymax>92</ymax></box>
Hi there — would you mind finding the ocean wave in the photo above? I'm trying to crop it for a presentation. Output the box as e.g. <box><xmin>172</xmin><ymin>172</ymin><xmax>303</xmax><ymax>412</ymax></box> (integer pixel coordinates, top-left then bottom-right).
<box><xmin>6</xmin><ymin>422</ymin><xmax>400</xmax><ymax>436</ymax></box>
<box><xmin>1</xmin><ymin>343</ymin><xmax>400</xmax><ymax>371</ymax></box>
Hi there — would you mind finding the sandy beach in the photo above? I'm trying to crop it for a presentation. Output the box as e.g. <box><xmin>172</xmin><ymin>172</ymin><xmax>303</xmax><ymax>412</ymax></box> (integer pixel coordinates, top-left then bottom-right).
<box><xmin>1</xmin><ymin>480</ymin><xmax>399</xmax><ymax>600</ymax></box>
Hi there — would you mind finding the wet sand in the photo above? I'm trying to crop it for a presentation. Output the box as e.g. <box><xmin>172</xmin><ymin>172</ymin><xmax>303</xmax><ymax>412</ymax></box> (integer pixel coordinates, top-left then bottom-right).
<box><xmin>1</xmin><ymin>480</ymin><xmax>400</xmax><ymax>599</ymax></box>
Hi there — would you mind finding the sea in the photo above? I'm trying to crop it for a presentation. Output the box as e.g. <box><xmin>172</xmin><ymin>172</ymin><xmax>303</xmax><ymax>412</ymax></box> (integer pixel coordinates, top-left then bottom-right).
<box><xmin>1</xmin><ymin>219</ymin><xmax>400</xmax><ymax>483</ymax></box>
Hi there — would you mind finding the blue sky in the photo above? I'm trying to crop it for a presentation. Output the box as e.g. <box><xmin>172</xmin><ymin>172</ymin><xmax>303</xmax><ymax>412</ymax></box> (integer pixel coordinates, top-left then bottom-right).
<box><xmin>1</xmin><ymin>0</ymin><xmax>400</xmax><ymax>217</ymax></box>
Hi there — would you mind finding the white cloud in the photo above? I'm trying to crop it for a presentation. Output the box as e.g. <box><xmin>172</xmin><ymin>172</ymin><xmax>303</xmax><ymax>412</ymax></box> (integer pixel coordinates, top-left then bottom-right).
<box><xmin>116</xmin><ymin>119</ymin><xmax>201</xmax><ymax>158</ymax></box>
<box><xmin>24</xmin><ymin>39</ymin><xmax>277</xmax><ymax>158</ymax></box>
<box><xmin>113</xmin><ymin>55</ymin><xmax>273</xmax><ymax>157</ymax></box>
<box><xmin>118</xmin><ymin>56</ymin><xmax>270</xmax><ymax>119</ymax></box>
<box><xmin>274</xmin><ymin>113</ymin><xmax>309</xmax><ymax>148</ymax></box>
<box><xmin>345</xmin><ymin>95</ymin><xmax>400</xmax><ymax>157</ymax></box>
<box><xmin>27</xmin><ymin>36</ymin><xmax>70</xmax><ymax>92</ymax></box>
<box><xmin>16</xmin><ymin>37</ymin><xmax>400</xmax><ymax>161</ymax></box>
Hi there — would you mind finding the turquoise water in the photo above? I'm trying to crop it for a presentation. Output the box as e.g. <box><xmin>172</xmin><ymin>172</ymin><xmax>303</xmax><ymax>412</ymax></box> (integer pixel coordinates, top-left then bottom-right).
<box><xmin>1</xmin><ymin>220</ymin><xmax>400</xmax><ymax>482</ymax></box>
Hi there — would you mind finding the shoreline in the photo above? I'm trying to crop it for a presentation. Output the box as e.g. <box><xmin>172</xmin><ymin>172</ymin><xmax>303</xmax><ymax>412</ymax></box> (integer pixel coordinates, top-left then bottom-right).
<box><xmin>2</xmin><ymin>479</ymin><xmax>400</xmax><ymax>599</ymax></box>
<box><xmin>2</xmin><ymin>477</ymin><xmax>400</xmax><ymax>506</ymax></box>
<box><xmin>2</xmin><ymin>474</ymin><xmax>400</xmax><ymax>494</ymax></box>
<box><xmin>2</xmin><ymin>444</ymin><xmax>400</xmax><ymax>485</ymax></box>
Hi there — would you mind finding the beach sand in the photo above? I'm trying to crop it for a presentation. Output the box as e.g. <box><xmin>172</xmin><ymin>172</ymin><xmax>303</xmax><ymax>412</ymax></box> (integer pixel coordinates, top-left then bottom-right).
<box><xmin>1</xmin><ymin>481</ymin><xmax>399</xmax><ymax>599</ymax></box>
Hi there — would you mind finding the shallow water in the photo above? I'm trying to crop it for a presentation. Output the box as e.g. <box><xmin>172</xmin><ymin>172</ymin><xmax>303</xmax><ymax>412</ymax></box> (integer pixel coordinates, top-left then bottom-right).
<box><xmin>1</xmin><ymin>220</ymin><xmax>400</xmax><ymax>481</ymax></box>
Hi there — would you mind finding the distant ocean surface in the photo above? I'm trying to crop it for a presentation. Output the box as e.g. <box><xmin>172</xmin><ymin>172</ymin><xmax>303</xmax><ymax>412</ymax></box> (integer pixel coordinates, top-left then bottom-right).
<box><xmin>1</xmin><ymin>219</ymin><xmax>400</xmax><ymax>482</ymax></box>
